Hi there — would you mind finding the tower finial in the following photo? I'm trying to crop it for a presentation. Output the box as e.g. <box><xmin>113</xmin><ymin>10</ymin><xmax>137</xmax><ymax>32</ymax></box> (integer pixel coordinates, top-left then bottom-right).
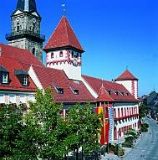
<box><xmin>61</xmin><ymin>1</ymin><xmax>67</xmax><ymax>16</ymax></box>
<box><xmin>126</xmin><ymin>65</ymin><xmax>128</xmax><ymax>70</ymax></box>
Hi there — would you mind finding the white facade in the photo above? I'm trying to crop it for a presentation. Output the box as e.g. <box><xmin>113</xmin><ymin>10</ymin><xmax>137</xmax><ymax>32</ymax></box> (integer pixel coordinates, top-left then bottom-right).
<box><xmin>0</xmin><ymin>91</ymin><xmax>35</xmax><ymax>105</ymax></box>
<box><xmin>113</xmin><ymin>103</ymin><xmax>139</xmax><ymax>141</ymax></box>
<box><xmin>116</xmin><ymin>80</ymin><xmax>138</xmax><ymax>99</ymax></box>
<box><xmin>46</xmin><ymin>49</ymin><xmax>82</xmax><ymax>80</ymax></box>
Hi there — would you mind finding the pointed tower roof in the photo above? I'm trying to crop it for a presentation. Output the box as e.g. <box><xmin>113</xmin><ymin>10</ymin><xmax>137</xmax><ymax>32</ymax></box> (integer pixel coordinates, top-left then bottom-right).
<box><xmin>97</xmin><ymin>83</ymin><xmax>114</xmax><ymax>102</ymax></box>
<box><xmin>44</xmin><ymin>16</ymin><xmax>84</xmax><ymax>53</ymax></box>
<box><xmin>115</xmin><ymin>69</ymin><xmax>138</xmax><ymax>81</ymax></box>
<box><xmin>16</xmin><ymin>0</ymin><xmax>37</xmax><ymax>12</ymax></box>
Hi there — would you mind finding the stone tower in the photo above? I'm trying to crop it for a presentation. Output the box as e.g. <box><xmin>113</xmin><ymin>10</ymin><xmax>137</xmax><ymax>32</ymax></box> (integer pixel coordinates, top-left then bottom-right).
<box><xmin>44</xmin><ymin>16</ymin><xmax>84</xmax><ymax>81</ymax></box>
<box><xmin>6</xmin><ymin>0</ymin><xmax>45</xmax><ymax>62</ymax></box>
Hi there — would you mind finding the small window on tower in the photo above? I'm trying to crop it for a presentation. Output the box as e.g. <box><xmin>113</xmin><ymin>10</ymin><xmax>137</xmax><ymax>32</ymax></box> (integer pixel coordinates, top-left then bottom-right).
<box><xmin>60</xmin><ymin>51</ymin><xmax>63</xmax><ymax>57</ymax></box>
<box><xmin>17</xmin><ymin>22</ymin><xmax>20</xmax><ymax>32</ymax></box>
<box><xmin>32</xmin><ymin>48</ymin><xmax>36</xmax><ymax>56</ymax></box>
<box><xmin>51</xmin><ymin>52</ymin><xmax>54</xmax><ymax>58</ymax></box>
<box><xmin>72</xmin><ymin>52</ymin><xmax>78</xmax><ymax>58</ymax></box>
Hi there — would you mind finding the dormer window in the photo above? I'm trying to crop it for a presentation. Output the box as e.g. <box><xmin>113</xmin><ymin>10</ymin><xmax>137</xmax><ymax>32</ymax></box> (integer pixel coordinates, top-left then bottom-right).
<box><xmin>15</xmin><ymin>70</ymin><xmax>29</xmax><ymax>86</ymax></box>
<box><xmin>126</xmin><ymin>93</ymin><xmax>129</xmax><ymax>96</ymax></box>
<box><xmin>115</xmin><ymin>91</ymin><xmax>119</xmax><ymax>95</ymax></box>
<box><xmin>0</xmin><ymin>66</ymin><xmax>9</xmax><ymax>84</ymax></box>
<box><xmin>108</xmin><ymin>90</ymin><xmax>111</xmax><ymax>95</ymax></box>
<box><xmin>55</xmin><ymin>86</ymin><xmax>64</xmax><ymax>94</ymax></box>
<box><xmin>60</xmin><ymin>51</ymin><xmax>63</xmax><ymax>57</ymax></box>
<box><xmin>70</xmin><ymin>87</ymin><xmax>79</xmax><ymax>95</ymax></box>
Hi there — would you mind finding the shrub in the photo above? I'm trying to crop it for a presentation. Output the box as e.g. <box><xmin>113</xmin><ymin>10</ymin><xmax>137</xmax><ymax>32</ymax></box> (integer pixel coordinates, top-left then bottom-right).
<box><xmin>114</xmin><ymin>144</ymin><xmax>124</xmax><ymax>156</ymax></box>
<box><xmin>122</xmin><ymin>136</ymin><xmax>134</xmax><ymax>148</ymax></box>
<box><xmin>141</xmin><ymin>123</ymin><xmax>149</xmax><ymax>132</ymax></box>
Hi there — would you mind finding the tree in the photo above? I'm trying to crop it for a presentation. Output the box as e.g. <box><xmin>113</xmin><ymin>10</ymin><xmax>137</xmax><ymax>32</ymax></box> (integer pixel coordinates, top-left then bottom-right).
<box><xmin>139</xmin><ymin>103</ymin><xmax>148</xmax><ymax>119</ymax></box>
<box><xmin>67</xmin><ymin>103</ymin><xmax>101</xmax><ymax>159</ymax></box>
<box><xmin>0</xmin><ymin>104</ymin><xmax>23</xmax><ymax>159</ymax></box>
<box><xmin>24</xmin><ymin>89</ymin><xmax>67</xmax><ymax>160</ymax></box>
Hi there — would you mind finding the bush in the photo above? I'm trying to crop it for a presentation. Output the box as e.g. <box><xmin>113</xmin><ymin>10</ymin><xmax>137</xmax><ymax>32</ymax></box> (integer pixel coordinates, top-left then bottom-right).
<box><xmin>114</xmin><ymin>144</ymin><xmax>124</xmax><ymax>156</ymax></box>
<box><xmin>141</xmin><ymin>123</ymin><xmax>149</xmax><ymax>132</ymax></box>
<box><xmin>122</xmin><ymin>136</ymin><xmax>134</xmax><ymax>148</ymax></box>
<box><xmin>100</xmin><ymin>145</ymin><xmax>106</xmax><ymax>155</ymax></box>
<box><xmin>108</xmin><ymin>144</ymin><xmax>116</xmax><ymax>153</ymax></box>
<box><xmin>126</xmin><ymin>129</ymin><xmax>138</xmax><ymax>139</ymax></box>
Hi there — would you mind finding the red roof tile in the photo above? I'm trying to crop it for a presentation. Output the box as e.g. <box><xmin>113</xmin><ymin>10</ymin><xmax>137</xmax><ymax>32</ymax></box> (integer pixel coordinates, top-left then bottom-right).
<box><xmin>115</xmin><ymin>69</ymin><xmax>138</xmax><ymax>81</ymax></box>
<box><xmin>83</xmin><ymin>75</ymin><xmax>138</xmax><ymax>102</ymax></box>
<box><xmin>32</xmin><ymin>66</ymin><xmax>95</xmax><ymax>103</ymax></box>
<box><xmin>0</xmin><ymin>43</ymin><xmax>43</xmax><ymax>68</ymax></box>
<box><xmin>97</xmin><ymin>84</ymin><xmax>114</xmax><ymax>102</ymax></box>
<box><xmin>44</xmin><ymin>16</ymin><xmax>84</xmax><ymax>53</ymax></box>
<box><xmin>0</xmin><ymin>56</ymin><xmax>36</xmax><ymax>92</ymax></box>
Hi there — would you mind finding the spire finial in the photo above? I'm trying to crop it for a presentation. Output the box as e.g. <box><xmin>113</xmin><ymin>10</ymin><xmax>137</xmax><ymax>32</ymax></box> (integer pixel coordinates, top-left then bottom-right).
<box><xmin>126</xmin><ymin>65</ymin><xmax>128</xmax><ymax>70</ymax></box>
<box><xmin>61</xmin><ymin>0</ymin><xmax>67</xmax><ymax>16</ymax></box>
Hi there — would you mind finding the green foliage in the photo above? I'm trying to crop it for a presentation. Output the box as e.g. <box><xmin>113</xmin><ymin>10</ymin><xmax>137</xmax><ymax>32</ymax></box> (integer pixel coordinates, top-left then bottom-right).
<box><xmin>108</xmin><ymin>144</ymin><xmax>124</xmax><ymax>156</ymax></box>
<box><xmin>0</xmin><ymin>89</ymin><xmax>102</xmax><ymax>159</ymax></box>
<box><xmin>125</xmin><ymin>129</ymin><xmax>138</xmax><ymax>139</ymax></box>
<box><xmin>115</xmin><ymin>144</ymin><xmax>124</xmax><ymax>156</ymax></box>
<box><xmin>141</xmin><ymin>123</ymin><xmax>149</xmax><ymax>132</ymax></box>
<box><xmin>67</xmin><ymin>103</ymin><xmax>101</xmax><ymax>156</ymax></box>
<box><xmin>122</xmin><ymin>136</ymin><xmax>134</xmax><ymax>148</ymax></box>
<box><xmin>0</xmin><ymin>105</ymin><xmax>36</xmax><ymax>160</ymax></box>
<box><xmin>139</xmin><ymin>103</ymin><xmax>148</xmax><ymax>119</ymax></box>
<box><xmin>0</xmin><ymin>104</ymin><xmax>25</xmax><ymax>159</ymax></box>
<box><xmin>25</xmin><ymin>89</ymin><xmax>65</xmax><ymax>160</ymax></box>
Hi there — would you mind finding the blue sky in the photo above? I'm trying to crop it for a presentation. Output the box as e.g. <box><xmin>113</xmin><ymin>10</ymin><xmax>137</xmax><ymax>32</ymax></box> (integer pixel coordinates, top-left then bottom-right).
<box><xmin>0</xmin><ymin>0</ymin><xmax>158</xmax><ymax>96</ymax></box>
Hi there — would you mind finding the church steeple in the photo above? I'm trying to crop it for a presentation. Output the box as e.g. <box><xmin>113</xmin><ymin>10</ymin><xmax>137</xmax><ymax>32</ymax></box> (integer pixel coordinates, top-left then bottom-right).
<box><xmin>16</xmin><ymin>0</ymin><xmax>37</xmax><ymax>12</ymax></box>
<box><xmin>6</xmin><ymin>0</ymin><xmax>45</xmax><ymax>62</ymax></box>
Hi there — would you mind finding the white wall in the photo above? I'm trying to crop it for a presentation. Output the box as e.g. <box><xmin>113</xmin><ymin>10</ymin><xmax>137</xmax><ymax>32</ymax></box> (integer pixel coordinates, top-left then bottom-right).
<box><xmin>113</xmin><ymin>103</ymin><xmax>139</xmax><ymax>141</ymax></box>
<box><xmin>116</xmin><ymin>80</ymin><xmax>138</xmax><ymax>99</ymax></box>
<box><xmin>46</xmin><ymin>49</ymin><xmax>82</xmax><ymax>80</ymax></box>
<box><xmin>0</xmin><ymin>91</ymin><xmax>35</xmax><ymax>105</ymax></box>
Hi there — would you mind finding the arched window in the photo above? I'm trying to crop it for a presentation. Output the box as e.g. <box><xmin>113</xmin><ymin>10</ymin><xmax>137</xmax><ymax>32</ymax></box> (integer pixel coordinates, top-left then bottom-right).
<box><xmin>32</xmin><ymin>48</ymin><xmax>36</xmax><ymax>56</ymax></box>
<box><xmin>51</xmin><ymin>52</ymin><xmax>54</xmax><ymax>58</ymax></box>
<box><xmin>17</xmin><ymin>22</ymin><xmax>20</xmax><ymax>32</ymax></box>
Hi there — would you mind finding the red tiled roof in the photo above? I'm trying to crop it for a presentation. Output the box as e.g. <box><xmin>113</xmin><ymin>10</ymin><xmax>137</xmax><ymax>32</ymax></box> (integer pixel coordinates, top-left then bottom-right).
<box><xmin>97</xmin><ymin>84</ymin><xmax>114</xmax><ymax>102</ymax></box>
<box><xmin>0</xmin><ymin>43</ymin><xmax>43</xmax><ymax>68</ymax></box>
<box><xmin>115</xmin><ymin>69</ymin><xmax>138</xmax><ymax>81</ymax></box>
<box><xmin>83</xmin><ymin>75</ymin><xmax>138</xmax><ymax>102</ymax></box>
<box><xmin>32</xmin><ymin>65</ymin><xmax>95</xmax><ymax>103</ymax></box>
<box><xmin>44</xmin><ymin>16</ymin><xmax>84</xmax><ymax>53</ymax></box>
<box><xmin>0</xmin><ymin>56</ymin><xmax>36</xmax><ymax>92</ymax></box>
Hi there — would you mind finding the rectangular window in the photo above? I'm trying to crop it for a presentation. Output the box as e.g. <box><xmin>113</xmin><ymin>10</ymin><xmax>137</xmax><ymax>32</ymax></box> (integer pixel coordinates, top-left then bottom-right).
<box><xmin>2</xmin><ymin>73</ymin><xmax>8</xmax><ymax>84</ymax></box>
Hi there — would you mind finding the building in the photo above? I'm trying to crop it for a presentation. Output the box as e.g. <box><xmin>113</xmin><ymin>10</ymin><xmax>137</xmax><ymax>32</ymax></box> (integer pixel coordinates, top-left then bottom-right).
<box><xmin>0</xmin><ymin>0</ymin><xmax>139</xmax><ymax>144</ymax></box>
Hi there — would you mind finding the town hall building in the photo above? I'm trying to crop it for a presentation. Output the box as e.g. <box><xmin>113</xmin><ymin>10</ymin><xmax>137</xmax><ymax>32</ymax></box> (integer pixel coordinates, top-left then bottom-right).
<box><xmin>0</xmin><ymin>0</ymin><xmax>139</xmax><ymax>144</ymax></box>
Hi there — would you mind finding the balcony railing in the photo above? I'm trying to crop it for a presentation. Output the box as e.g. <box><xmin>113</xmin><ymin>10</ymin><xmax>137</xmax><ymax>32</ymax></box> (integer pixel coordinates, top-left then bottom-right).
<box><xmin>6</xmin><ymin>30</ymin><xmax>45</xmax><ymax>42</ymax></box>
